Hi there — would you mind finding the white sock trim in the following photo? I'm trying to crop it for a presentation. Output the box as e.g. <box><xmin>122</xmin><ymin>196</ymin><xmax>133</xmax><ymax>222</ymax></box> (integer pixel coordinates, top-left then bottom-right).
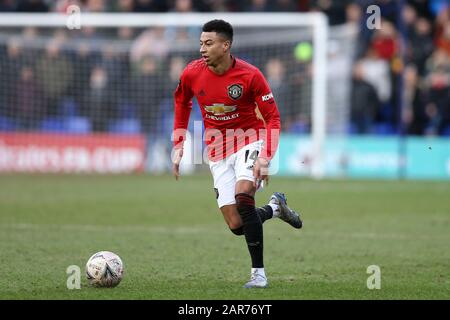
<box><xmin>251</xmin><ymin>268</ymin><xmax>266</xmax><ymax>278</ymax></box>
<box><xmin>269</xmin><ymin>203</ymin><xmax>280</xmax><ymax>218</ymax></box>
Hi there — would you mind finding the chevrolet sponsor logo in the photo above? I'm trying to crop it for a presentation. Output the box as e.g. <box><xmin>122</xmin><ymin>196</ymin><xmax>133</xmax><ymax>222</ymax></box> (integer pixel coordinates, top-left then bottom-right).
<box><xmin>204</xmin><ymin>103</ymin><xmax>237</xmax><ymax>115</ymax></box>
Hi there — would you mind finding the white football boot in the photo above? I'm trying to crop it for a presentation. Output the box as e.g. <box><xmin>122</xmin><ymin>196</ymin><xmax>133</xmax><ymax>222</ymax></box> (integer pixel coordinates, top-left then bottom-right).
<box><xmin>243</xmin><ymin>270</ymin><xmax>268</xmax><ymax>288</ymax></box>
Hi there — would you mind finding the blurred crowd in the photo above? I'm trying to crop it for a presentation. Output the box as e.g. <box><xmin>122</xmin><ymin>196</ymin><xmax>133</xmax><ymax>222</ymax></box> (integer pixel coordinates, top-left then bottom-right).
<box><xmin>0</xmin><ymin>0</ymin><xmax>449</xmax><ymax>136</ymax></box>
<box><xmin>348</xmin><ymin>0</ymin><xmax>450</xmax><ymax>136</ymax></box>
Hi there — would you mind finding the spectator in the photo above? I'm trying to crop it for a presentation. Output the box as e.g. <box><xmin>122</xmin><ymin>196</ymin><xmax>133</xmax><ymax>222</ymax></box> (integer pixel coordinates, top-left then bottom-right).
<box><xmin>130</xmin><ymin>56</ymin><xmax>165</xmax><ymax>134</ymax></box>
<box><xmin>100</xmin><ymin>44</ymin><xmax>129</xmax><ymax>114</ymax></box>
<box><xmin>264</xmin><ymin>58</ymin><xmax>292</xmax><ymax>126</ymax></box>
<box><xmin>403</xmin><ymin>4</ymin><xmax>418</xmax><ymax>39</ymax></box>
<box><xmin>173</xmin><ymin>0</ymin><xmax>194</xmax><ymax>12</ymax></box>
<box><xmin>358</xmin><ymin>47</ymin><xmax>392</xmax><ymax>106</ymax></box>
<box><xmin>345</xmin><ymin>2</ymin><xmax>362</xmax><ymax>28</ymax></box>
<box><xmin>271</xmin><ymin>0</ymin><xmax>297</xmax><ymax>12</ymax></box>
<box><xmin>402</xmin><ymin>64</ymin><xmax>426</xmax><ymax>135</ymax></box>
<box><xmin>69</xmin><ymin>42</ymin><xmax>94</xmax><ymax>117</ymax></box>
<box><xmin>52</xmin><ymin>29</ymin><xmax>69</xmax><ymax>43</ymax></box>
<box><xmin>133</xmin><ymin>0</ymin><xmax>168</xmax><ymax>12</ymax></box>
<box><xmin>52</xmin><ymin>0</ymin><xmax>82</xmax><ymax>12</ymax></box>
<box><xmin>117</xmin><ymin>27</ymin><xmax>135</xmax><ymax>41</ymax></box>
<box><xmin>373</xmin><ymin>0</ymin><xmax>397</xmax><ymax>24</ymax></box>
<box><xmin>200</xmin><ymin>0</ymin><xmax>230</xmax><ymax>12</ymax></box>
<box><xmin>433</xmin><ymin>3</ymin><xmax>449</xmax><ymax>46</ymax></box>
<box><xmin>115</xmin><ymin>0</ymin><xmax>134</xmax><ymax>12</ymax></box>
<box><xmin>0</xmin><ymin>39</ymin><xmax>24</xmax><ymax>118</ymax></box>
<box><xmin>350</xmin><ymin>62</ymin><xmax>380</xmax><ymax>134</ymax></box>
<box><xmin>15</xmin><ymin>66</ymin><xmax>43</xmax><ymax>129</ymax></box>
<box><xmin>166</xmin><ymin>0</ymin><xmax>202</xmax><ymax>41</ymax></box>
<box><xmin>423</xmin><ymin>49</ymin><xmax>450</xmax><ymax>135</ymax></box>
<box><xmin>16</xmin><ymin>0</ymin><xmax>49</xmax><ymax>12</ymax></box>
<box><xmin>19</xmin><ymin>27</ymin><xmax>42</xmax><ymax>63</ymax></box>
<box><xmin>370</xmin><ymin>19</ymin><xmax>398</xmax><ymax>61</ymax></box>
<box><xmin>35</xmin><ymin>40</ymin><xmax>74</xmax><ymax>116</ymax></box>
<box><xmin>0</xmin><ymin>0</ymin><xmax>15</xmax><ymax>11</ymax></box>
<box><xmin>310</xmin><ymin>0</ymin><xmax>348</xmax><ymax>25</ymax></box>
<box><xmin>409</xmin><ymin>17</ymin><xmax>434</xmax><ymax>76</ymax></box>
<box><xmin>409</xmin><ymin>0</ymin><xmax>433</xmax><ymax>19</ymax></box>
<box><xmin>77</xmin><ymin>25</ymin><xmax>102</xmax><ymax>43</ymax></box>
<box><xmin>436</xmin><ymin>21</ymin><xmax>450</xmax><ymax>57</ymax></box>
<box><xmin>246</xmin><ymin>0</ymin><xmax>270</xmax><ymax>12</ymax></box>
<box><xmin>164</xmin><ymin>56</ymin><xmax>186</xmax><ymax>98</ymax></box>
<box><xmin>85</xmin><ymin>66</ymin><xmax>112</xmax><ymax>132</ymax></box>
<box><xmin>288</xmin><ymin>62</ymin><xmax>313</xmax><ymax>133</ymax></box>
<box><xmin>345</xmin><ymin>2</ymin><xmax>366</xmax><ymax>60</ymax></box>
<box><xmin>85</xmin><ymin>0</ymin><xmax>107</xmax><ymax>12</ymax></box>
<box><xmin>130</xmin><ymin>27</ymin><xmax>169</xmax><ymax>63</ymax></box>
<box><xmin>157</xmin><ymin>56</ymin><xmax>187</xmax><ymax>136</ymax></box>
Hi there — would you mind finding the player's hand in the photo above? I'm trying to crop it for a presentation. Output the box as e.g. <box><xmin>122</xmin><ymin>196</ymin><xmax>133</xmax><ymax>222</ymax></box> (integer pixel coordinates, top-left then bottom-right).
<box><xmin>172</xmin><ymin>148</ymin><xmax>183</xmax><ymax>180</ymax></box>
<box><xmin>253</xmin><ymin>157</ymin><xmax>270</xmax><ymax>188</ymax></box>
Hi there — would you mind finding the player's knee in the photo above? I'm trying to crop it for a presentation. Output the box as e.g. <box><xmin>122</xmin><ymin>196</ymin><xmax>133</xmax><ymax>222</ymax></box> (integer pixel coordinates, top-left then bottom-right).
<box><xmin>227</xmin><ymin>219</ymin><xmax>242</xmax><ymax>229</ymax></box>
<box><xmin>229</xmin><ymin>226</ymin><xmax>244</xmax><ymax>236</ymax></box>
<box><xmin>235</xmin><ymin>193</ymin><xmax>255</xmax><ymax>216</ymax></box>
<box><xmin>226</xmin><ymin>210</ymin><xmax>243</xmax><ymax>230</ymax></box>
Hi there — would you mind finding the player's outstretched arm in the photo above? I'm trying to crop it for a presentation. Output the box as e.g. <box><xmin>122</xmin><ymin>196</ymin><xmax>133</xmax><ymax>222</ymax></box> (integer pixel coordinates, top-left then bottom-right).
<box><xmin>172</xmin><ymin>65</ymin><xmax>194</xmax><ymax>180</ymax></box>
<box><xmin>172</xmin><ymin>148</ymin><xmax>183</xmax><ymax>180</ymax></box>
<box><xmin>251</xmin><ymin>68</ymin><xmax>281</xmax><ymax>187</ymax></box>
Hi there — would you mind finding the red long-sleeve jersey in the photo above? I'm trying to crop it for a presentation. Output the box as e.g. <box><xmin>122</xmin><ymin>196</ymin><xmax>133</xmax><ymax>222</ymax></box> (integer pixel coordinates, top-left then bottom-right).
<box><xmin>173</xmin><ymin>56</ymin><xmax>280</xmax><ymax>162</ymax></box>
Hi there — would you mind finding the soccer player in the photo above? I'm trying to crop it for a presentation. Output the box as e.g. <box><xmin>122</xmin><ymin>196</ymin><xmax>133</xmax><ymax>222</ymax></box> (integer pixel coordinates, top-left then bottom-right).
<box><xmin>172</xmin><ymin>19</ymin><xmax>302</xmax><ymax>288</ymax></box>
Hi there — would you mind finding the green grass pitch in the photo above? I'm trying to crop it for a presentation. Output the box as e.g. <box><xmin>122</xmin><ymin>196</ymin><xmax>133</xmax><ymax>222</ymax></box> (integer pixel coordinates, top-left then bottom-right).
<box><xmin>0</xmin><ymin>174</ymin><xmax>449</xmax><ymax>299</ymax></box>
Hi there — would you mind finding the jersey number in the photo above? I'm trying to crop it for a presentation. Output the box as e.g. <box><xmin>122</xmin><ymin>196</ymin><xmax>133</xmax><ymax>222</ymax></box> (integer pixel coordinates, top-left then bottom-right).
<box><xmin>244</xmin><ymin>150</ymin><xmax>259</xmax><ymax>164</ymax></box>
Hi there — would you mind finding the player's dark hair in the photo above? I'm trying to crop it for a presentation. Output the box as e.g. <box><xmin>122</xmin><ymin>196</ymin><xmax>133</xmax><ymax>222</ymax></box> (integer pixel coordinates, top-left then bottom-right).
<box><xmin>202</xmin><ymin>19</ymin><xmax>233</xmax><ymax>44</ymax></box>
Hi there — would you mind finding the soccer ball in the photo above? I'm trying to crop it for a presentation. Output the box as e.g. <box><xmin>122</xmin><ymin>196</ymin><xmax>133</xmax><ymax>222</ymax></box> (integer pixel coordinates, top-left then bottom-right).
<box><xmin>86</xmin><ymin>251</ymin><xmax>124</xmax><ymax>288</ymax></box>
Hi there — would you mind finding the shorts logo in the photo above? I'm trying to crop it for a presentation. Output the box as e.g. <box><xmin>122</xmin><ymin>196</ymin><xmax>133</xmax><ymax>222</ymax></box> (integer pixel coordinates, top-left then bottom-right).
<box><xmin>214</xmin><ymin>188</ymin><xmax>219</xmax><ymax>199</ymax></box>
<box><xmin>228</xmin><ymin>84</ymin><xmax>243</xmax><ymax>100</ymax></box>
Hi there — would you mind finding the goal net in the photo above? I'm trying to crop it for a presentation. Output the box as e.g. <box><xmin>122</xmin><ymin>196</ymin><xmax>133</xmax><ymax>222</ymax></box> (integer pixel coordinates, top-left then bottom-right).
<box><xmin>0</xmin><ymin>13</ymin><xmax>330</xmax><ymax>176</ymax></box>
